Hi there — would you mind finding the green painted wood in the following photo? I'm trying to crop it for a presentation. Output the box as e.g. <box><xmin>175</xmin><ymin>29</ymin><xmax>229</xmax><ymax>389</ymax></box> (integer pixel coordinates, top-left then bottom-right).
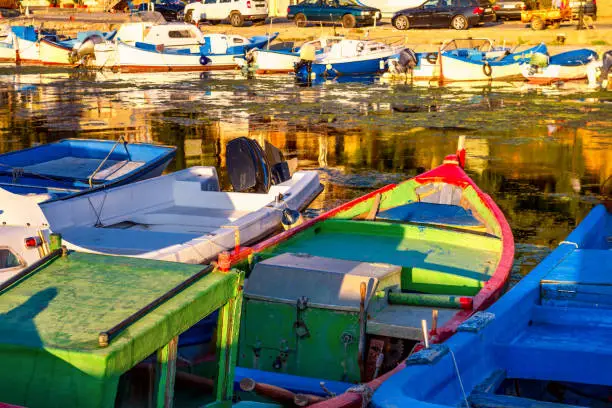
<box><xmin>215</xmin><ymin>272</ymin><xmax>244</xmax><ymax>402</ymax></box>
<box><xmin>387</xmin><ymin>292</ymin><xmax>471</xmax><ymax>309</ymax></box>
<box><xmin>0</xmin><ymin>251</ymin><xmax>241</xmax><ymax>408</ymax></box>
<box><xmin>155</xmin><ymin>336</ymin><xmax>178</xmax><ymax>408</ymax></box>
<box><xmin>261</xmin><ymin>219</ymin><xmax>500</xmax><ymax>295</ymax></box>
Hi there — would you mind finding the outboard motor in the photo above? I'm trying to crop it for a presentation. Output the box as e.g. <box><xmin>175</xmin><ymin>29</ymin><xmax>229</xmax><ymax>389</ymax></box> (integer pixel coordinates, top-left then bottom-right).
<box><xmin>69</xmin><ymin>34</ymin><xmax>105</xmax><ymax>65</ymax></box>
<box><xmin>295</xmin><ymin>44</ymin><xmax>316</xmax><ymax>83</ymax></box>
<box><xmin>601</xmin><ymin>50</ymin><xmax>612</xmax><ymax>89</ymax></box>
<box><xmin>388</xmin><ymin>48</ymin><xmax>418</xmax><ymax>75</ymax></box>
<box><xmin>527</xmin><ymin>52</ymin><xmax>549</xmax><ymax>76</ymax></box>
<box><xmin>226</xmin><ymin>137</ymin><xmax>272</xmax><ymax>193</ymax></box>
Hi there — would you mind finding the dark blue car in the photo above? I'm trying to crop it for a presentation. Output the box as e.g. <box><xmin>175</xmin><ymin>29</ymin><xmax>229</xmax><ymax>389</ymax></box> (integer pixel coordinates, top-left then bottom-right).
<box><xmin>137</xmin><ymin>0</ymin><xmax>185</xmax><ymax>21</ymax></box>
<box><xmin>287</xmin><ymin>0</ymin><xmax>381</xmax><ymax>28</ymax></box>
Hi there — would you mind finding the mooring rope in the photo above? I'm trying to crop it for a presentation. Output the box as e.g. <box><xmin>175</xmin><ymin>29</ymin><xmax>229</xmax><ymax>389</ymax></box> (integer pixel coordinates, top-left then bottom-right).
<box><xmin>449</xmin><ymin>348</ymin><xmax>470</xmax><ymax>408</ymax></box>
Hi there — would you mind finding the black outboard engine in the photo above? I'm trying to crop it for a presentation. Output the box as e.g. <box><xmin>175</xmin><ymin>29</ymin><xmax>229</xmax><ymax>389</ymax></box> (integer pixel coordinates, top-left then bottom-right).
<box><xmin>225</xmin><ymin>138</ymin><xmax>293</xmax><ymax>194</ymax></box>
<box><xmin>399</xmin><ymin>48</ymin><xmax>418</xmax><ymax>71</ymax></box>
<box><xmin>602</xmin><ymin>50</ymin><xmax>612</xmax><ymax>86</ymax></box>
<box><xmin>226</xmin><ymin>137</ymin><xmax>271</xmax><ymax>193</ymax></box>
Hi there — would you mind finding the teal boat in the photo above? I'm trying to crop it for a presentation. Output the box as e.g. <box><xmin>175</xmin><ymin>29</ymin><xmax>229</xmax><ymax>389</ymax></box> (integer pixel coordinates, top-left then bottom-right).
<box><xmin>0</xmin><ymin>240</ymin><xmax>243</xmax><ymax>408</ymax></box>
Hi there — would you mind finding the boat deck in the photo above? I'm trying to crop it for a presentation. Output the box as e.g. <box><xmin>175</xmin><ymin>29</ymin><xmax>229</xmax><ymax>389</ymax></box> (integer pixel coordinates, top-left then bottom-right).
<box><xmin>260</xmin><ymin>218</ymin><xmax>502</xmax><ymax>340</ymax></box>
<box><xmin>23</xmin><ymin>157</ymin><xmax>145</xmax><ymax>182</ymax></box>
<box><xmin>266</xmin><ymin>219</ymin><xmax>501</xmax><ymax>295</ymax></box>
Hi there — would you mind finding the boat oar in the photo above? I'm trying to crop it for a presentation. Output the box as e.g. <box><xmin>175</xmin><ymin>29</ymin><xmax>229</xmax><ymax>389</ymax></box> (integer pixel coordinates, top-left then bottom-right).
<box><xmin>239</xmin><ymin>378</ymin><xmax>296</xmax><ymax>405</ymax></box>
<box><xmin>294</xmin><ymin>393</ymin><xmax>326</xmax><ymax>406</ymax></box>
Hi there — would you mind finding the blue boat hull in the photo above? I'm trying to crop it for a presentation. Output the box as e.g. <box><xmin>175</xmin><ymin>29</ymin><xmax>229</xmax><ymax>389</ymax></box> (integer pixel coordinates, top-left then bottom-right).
<box><xmin>295</xmin><ymin>55</ymin><xmax>395</xmax><ymax>81</ymax></box>
<box><xmin>0</xmin><ymin>139</ymin><xmax>176</xmax><ymax>200</ymax></box>
<box><xmin>371</xmin><ymin>204</ymin><xmax>612</xmax><ymax>407</ymax></box>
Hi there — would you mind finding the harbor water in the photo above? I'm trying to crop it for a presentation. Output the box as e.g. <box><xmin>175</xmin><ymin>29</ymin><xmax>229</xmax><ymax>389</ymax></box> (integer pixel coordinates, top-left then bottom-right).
<box><xmin>0</xmin><ymin>69</ymin><xmax>610</xmax><ymax>284</ymax></box>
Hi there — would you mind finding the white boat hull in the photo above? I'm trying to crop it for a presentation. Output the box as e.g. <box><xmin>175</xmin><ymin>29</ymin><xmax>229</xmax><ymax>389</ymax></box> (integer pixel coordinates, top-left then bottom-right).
<box><xmin>39</xmin><ymin>39</ymin><xmax>75</xmax><ymax>66</ymax></box>
<box><xmin>117</xmin><ymin>42</ymin><xmax>237</xmax><ymax>73</ymax></box>
<box><xmin>253</xmin><ymin>49</ymin><xmax>300</xmax><ymax>74</ymax></box>
<box><xmin>440</xmin><ymin>55</ymin><xmax>523</xmax><ymax>81</ymax></box>
<box><xmin>15</xmin><ymin>38</ymin><xmax>40</xmax><ymax>64</ymax></box>
<box><xmin>0</xmin><ymin>167</ymin><xmax>322</xmax><ymax>264</ymax></box>
<box><xmin>520</xmin><ymin>61</ymin><xmax>597</xmax><ymax>83</ymax></box>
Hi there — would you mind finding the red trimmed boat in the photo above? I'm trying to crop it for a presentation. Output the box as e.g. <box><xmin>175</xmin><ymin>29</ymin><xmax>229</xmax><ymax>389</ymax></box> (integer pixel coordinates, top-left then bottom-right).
<box><xmin>226</xmin><ymin>137</ymin><xmax>514</xmax><ymax>408</ymax></box>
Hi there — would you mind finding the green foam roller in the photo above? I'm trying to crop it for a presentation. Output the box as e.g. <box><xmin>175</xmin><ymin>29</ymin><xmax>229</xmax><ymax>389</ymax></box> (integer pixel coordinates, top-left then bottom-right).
<box><xmin>387</xmin><ymin>292</ymin><xmax>473</xmax><ymax>310</ymax></box>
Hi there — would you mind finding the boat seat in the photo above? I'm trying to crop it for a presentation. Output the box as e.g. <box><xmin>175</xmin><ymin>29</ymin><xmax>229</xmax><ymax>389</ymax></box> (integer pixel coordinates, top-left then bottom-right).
<box><xmin>496</xmin><ymin>306</ymin><xmax>612</xmax><ymax>386</ymax></box>
<box><xmin>58</xmin><ymin>226</ymin><xmax>202</xmax><ymax>254</ymax></box>
<box><xmin>540</xmin><ymin>249</ymin><xmax>612</xmax><ymax>309</ymax></box>
<box><xmin>376</xmin><ymin>202</ymin><xmax>484</xmax><ymax>229</ymax></box>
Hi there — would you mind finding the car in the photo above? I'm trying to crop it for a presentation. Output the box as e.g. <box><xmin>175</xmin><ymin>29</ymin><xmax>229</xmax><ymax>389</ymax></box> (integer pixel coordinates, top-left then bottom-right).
<box><xmin>137</xmin><ymin>0</ymin><xmax>186</xmax><ymax>21</ymax></box>
<box><xmin>569</xmin><ymin>0</ymin><xmax>596</xmax><ymax>19</ymax></box>
<box><xmin>183</xmin><ymin>0</ymin><xmax>268</xmax><ymax>27</ymax></box>
<box><xmin>0</xmin><ymin>7</ymin><xmax>20</xmax><ymax>18</ymax></box>
<box><xmin>392</xmin><ymin>0</ymin><xmax>495</xmax><ymax>30</ymax></box>
<box><xmin>287</xmin><ymin>0</ymin><xmax>381</xmax><ymax>28</ymax></box>
<box><xmin>494</xmin><ymin>0</ymin><xmax>526</xmax><ymax>20</ymax></box>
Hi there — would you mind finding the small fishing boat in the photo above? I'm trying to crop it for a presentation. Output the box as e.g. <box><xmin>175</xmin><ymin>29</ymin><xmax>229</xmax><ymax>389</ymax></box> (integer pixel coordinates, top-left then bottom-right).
<box><xmin>245</xmin><ymin>37</ymin><xmax>343</xmax><ymax>74</ymax></box>
<box><xmin>440</xmin><ymin>42</ymin><xmax>547</xmax><ymax>81</ymax></box>
<box><xmin>225</xmin><ymin>137</ymin><xmax>514</xmax><ymax>407</ymax></box>
<box><xmin>89</xmin><ymin>22</ymin><xmax>276</xmax><ymax>72</ymax></box>
<box><xmin>37</xmin><ymin>31</ymin><xmax>115</xmax><ymax>67</ymax></box>
<box><xmin>0</xmin><ymin>138</ymin><xmax>322</xmax><ymax>265</ymax></box>
<box><xmin>0</xmin><ymin>138</ymin><xmax>176</xmax><ymax>198</ymax></box>
<box><xmin>382</xmin><ymin>39</ymin><xmax>506</xmax><ymax>82</ymax></box>
<box><xmin>295</xmin><ymin>39</ymin><xmax>404</xmax><ymax>81</ymax></box>
<box><xmin>521</xmin><ymin>48</ymin><xmax>599</xmax><ymax>84</ymax></box>
<box><xmin>0</xmin><ymin>238</ymin><xmax>243</xmax><ymax>408</ymax></box>
<box><xmin>371</xmin><ymin>204</ymin><xmax>611</xmax><ymax>408</ymax></box>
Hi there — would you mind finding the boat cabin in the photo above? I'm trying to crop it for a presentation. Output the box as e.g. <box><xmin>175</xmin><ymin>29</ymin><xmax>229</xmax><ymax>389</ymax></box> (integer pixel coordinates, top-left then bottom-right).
<box><xmin>0</xmin><ymin>226</ymin><xmax>49</xmax><ymax>285</ymax></box>
<box><xmin>0</xmin><ymin>247</ymin><xmax>243</xmax><ymax>408</ymax></box>
<box><xmin>326</xmin><ymin>39</ymin><xmax>392</xmax><ymax>59</ymax></box>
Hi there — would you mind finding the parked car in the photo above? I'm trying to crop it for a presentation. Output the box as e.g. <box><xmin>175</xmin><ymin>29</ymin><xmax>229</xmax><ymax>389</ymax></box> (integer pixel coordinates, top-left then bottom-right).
<box><xmin>137</xmin><ymin>0</ymin><xmax>186</xmax><ymax>21</ymax></box>
<box><xmin>287</xmin><ymin>0</ymin><xmax>381</xmax><ymax>28</ymax></box>
<box><xmin>392</xmin><ymin>0</ymin><xmax>495</xmax><ymax>30</ymax></box>
<box><xmin>183</xmin><ymin>0</ymin><xmax>268</xmax><ymax>27</ymax></box>
<box><xmin>494</xmin><ymin>0</ymin><xmax>526</xmax><ymax>20</ymax></box>
<box><xmin>0</xmin><ymin>7</ymin><xmax>20</xmax><ymax>18</ymax></box>
<box><xmin>569</xmin><ymin>0</ymin><xmax>596</xmax><ymax>19</ymax></box>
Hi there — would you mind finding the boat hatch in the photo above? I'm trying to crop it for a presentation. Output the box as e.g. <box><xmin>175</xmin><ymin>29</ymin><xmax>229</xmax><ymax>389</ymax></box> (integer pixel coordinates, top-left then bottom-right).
<box><xmin>244</xmin><ymin>252</ymin><xmax>402</xmax><ymax>311</ymax></box>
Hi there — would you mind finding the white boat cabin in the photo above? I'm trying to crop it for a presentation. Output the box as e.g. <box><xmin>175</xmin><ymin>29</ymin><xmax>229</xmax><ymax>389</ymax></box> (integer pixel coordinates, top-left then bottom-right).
<box><xmin>0</xmin><ymin>226</ymin><xmax>50</xmax><ymax>285</ymax></box>
<box><xmin>324</xmin><ymin>39</ymin><xmax>394</xmax><ymax>60</ymax></box>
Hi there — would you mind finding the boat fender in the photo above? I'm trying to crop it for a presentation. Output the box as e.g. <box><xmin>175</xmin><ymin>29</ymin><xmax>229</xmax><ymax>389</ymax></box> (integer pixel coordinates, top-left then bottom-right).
<box><xmin>426</xmin><ymin>52</ymin><xmax>437</xmax><ymax>64</ymax></box>
<box><xmin>200</xmin><ymin>56</ymin><xmax>210</xmax><ymax>66</ymax></box>
<box><xmin>281</xmin><ymin>208</ymin><xmax>303</xmax><ymax>230</ymax></box>
<box><xmin>323</xmin><ymin>64</ymin><xmax>337</xmax><ymax>78</ymax></box>
<box><xmin>483</xmin><ymin>61</ymin><xmax>492</xmax><ymax>77</ymax></box>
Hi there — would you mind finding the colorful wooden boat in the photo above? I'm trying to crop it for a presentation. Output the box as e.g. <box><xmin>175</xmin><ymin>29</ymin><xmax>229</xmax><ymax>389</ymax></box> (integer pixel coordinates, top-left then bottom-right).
<box><xmin>226</xmin><ymin>137</ymin><xmax>514</xmax><ymax>407</ymax></box>
<box><xmin>295</xmin><ymin>39</ymin><xmax>404</xmax><ymax>81</ymax></box>
<box><xmin>0</xmin><ymin>139</ymin><xmax>322</xmax><ymax>264</ymax></box>
<box><xmin>440</xmin><ymin>43</ymin><xmax>547</xmax><ymax>81</ymax></box>
<box><xmin>372</xmin><ymin>204</ymin><xmax>611</xmax><ymax>407</ymax></box>
<box><xmin>0</xmin><ymin>242</ymin><xmax>243</xmax><ymax>408</ymax></box>
<box><xmin>521</xmin><ymin>48</ymin><xmax>599</xmax><ymax>84</ymax></box>
<box><xmin>39</xmin><ymin>37</ymin><xmax>75</xmax><ymax>66</ymax></box>
<box><xmin>0</xmin><ymin>138</ymin><xmax>176</xmax><ymax>198</ymax></box>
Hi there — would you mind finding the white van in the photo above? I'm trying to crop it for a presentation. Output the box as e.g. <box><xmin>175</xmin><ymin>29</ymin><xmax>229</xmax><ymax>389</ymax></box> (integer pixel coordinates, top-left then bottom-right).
<box><xmin>183</xmin><ymin>0</ymin><xmax>269</xmax><ymax>27</ymax></box>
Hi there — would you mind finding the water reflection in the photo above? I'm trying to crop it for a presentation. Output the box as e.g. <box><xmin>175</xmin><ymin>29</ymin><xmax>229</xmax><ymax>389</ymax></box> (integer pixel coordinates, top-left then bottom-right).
<box><xmin>0</xmin><ymin>70</ymin><xmax>610</xmax><ymax>281</ymax></box>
